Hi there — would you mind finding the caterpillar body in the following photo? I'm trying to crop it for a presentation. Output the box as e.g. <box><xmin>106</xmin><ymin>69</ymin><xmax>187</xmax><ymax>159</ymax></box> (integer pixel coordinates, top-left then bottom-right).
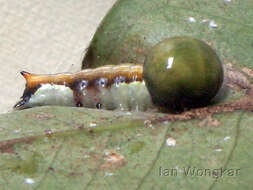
<box><xmin>14</xmin><ymin>64</ymin><xmax>154</xmax><ymax>111</ymax></box>
<box><xmin>14</xmin><ymin>37</ymin><xmax>224</xmax><ymax>112</ymax></box>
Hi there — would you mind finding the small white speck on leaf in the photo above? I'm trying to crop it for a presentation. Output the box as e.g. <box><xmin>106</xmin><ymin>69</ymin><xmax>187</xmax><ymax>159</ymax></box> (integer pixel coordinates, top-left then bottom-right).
<box><xmin>103</xmin><ymin>150</ymin><xmax>125</xmax><ymax>164</ymax></box>
<box><xmin>126</xmin><ymin>112</ymin><xmax>132</xmax><ymax>115</ymax></box>
<box><xmin>104</xmin><ymin>150</ymin><xmax>110</xmax><ymax>156</ymax></box>
<box><xmin>13</xmin><ymin>129</ymin><xmax>21</xmax><ymax>133</ymax></box>
<box><xmin>105</xmin><ymin>172</ymin><xmax>114</xmax><ymax>176</ymax></box>
<box><xmin>25</xmin><ymin>178</ymin><xmax>35</xmax><ymax>184</ymax></box>
<box><xmin>116</xmin><ymin>147</ymin><xmax>121</xmax><ymax>151</ymax></box>
<box><xmin>224</xmin><ymin>136</ymin><xmax>231</xmax><ymax>141</ymax></box>
<box><xmin>44</xmin><ymin>129</ymin><xmax>53</xmax><ymax>135</ymax></box>
<box><xmin>163</xmin><ymin>121</ymin><xmax>169</xmax><ymax>125</ymax></box>
<box><xmin>224</xmin><ymin>0</ymin><xmax>231</xmax><ymax>2</ymax></box>
<box><xmin>89</xmin><ymin>122</ymin><xmax>97</xmax><ymax>127</ymax></box>
<box><xmin>215</xmin><ymin>149</ymin><xmax>223</xmax><ymax>152</ymax></box>
<box><xmin>201</xmin><ymin>19</ymin><xmax>209</xmax><ymax>23</ymax></box>
<box><xmin>144</xmin><ymin>120</ymin><xmax>153</xmax><ymax>128</ymax></box>
<box><xmin>90</xmin><ymin>147</ymin><xmax>95</xmax><ymax>151</ymax></box>
<box><xmin>188</xmin><ymin>17</ymin><xmax>196</xmax><ymax>23</ymax></box>
<box><xmin>166</xmin><ymin>137</ymin><xmax>176</xmax><ymax>147</ymax></box>
<box><xmin>209</xmin><ymin>20</ymin><xmax>218</xmax><ymax>28</ymax></box>
<box><xmin>83</xmin><ymin>154</ymin><xmax>90</xmax><ymax>159</ymax></box>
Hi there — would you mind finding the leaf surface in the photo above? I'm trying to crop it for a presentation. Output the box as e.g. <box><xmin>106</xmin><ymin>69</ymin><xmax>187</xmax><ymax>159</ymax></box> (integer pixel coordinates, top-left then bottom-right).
<box><xmin>1</xmin><ymin>0</ymin><xmax>253</xmax><ymax>189</ymax></box>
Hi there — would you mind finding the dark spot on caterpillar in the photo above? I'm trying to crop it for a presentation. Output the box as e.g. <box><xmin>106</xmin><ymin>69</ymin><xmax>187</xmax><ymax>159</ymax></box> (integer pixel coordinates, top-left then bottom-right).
<box><xmin>114</xmin><ymin>76</ymin><xmax>126</xmax><ymax>85</ymax></box>
<box><xmin>80</xmin><ymin>80</ymin><xmax>88</xmax><ymax>90</ymax></box>
<box><xmin>76</xmin><ymin>102</ymin><xmax>83</xmax><ymax>107</ymax></box>
<box><xmin>96</xmin><ymin>78</ymin><xmax>108</xmax><ymax>87</ymax></box>
<box><xmin>96</xmin><ymin>103</ymin><xmax>102</xmax><ymax>109</ymax></box>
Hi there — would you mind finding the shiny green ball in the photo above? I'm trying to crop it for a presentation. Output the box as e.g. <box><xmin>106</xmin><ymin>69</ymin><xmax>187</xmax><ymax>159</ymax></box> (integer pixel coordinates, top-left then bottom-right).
<box><xmin>143</xmin><ymin>36</ymin><xmax>224</xmax><ymax>112</ymax></box>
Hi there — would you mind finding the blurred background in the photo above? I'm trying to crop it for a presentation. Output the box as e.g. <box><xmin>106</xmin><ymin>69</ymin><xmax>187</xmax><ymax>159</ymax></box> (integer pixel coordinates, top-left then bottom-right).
<box><xmin>0</xmin><ymin>0</ymin><xmax>117</xmax><ymax>113</ymax></box>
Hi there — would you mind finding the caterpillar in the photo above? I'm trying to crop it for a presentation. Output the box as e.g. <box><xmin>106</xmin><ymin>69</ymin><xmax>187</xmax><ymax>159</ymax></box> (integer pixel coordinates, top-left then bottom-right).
<box><xmin>14</xmin><ymin>64</ymin><xmax>154</xmax><ymax>111</ymax></box>
<box><xmin>14</xmin><ymin>37</ymin><xmax>224</xmax><ymax>112</ymax></box>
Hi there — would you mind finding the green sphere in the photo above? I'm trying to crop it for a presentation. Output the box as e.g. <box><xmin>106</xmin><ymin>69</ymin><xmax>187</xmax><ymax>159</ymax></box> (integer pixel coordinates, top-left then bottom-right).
<box><xmin>143</xmin><ymin>36</ymin><xmax>224</xmax><ymax>112</ymax></box>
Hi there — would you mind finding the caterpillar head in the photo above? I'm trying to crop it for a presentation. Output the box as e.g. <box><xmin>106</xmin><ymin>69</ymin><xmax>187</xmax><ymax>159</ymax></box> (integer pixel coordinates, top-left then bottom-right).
<box><xmin>13</xmin><ymin>71</ymin><xmax>74</xmax><ymax>110</ymax></box>
<box><xmin>14</xmin><ymin>71</ymin><xmax>40</xmax><ymax>110</ymax></box>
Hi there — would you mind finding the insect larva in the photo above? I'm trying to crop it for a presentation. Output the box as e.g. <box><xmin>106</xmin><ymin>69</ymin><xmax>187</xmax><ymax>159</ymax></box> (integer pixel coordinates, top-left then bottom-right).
<box><xmin>14</xmin><ymin>64</ymin><xmax>154</xmax><ymax>111</ymax></box>
<box><xmin>14</xmin><ymin>37</ymin><xmax>224</xmax><ymax>112</ymax></box>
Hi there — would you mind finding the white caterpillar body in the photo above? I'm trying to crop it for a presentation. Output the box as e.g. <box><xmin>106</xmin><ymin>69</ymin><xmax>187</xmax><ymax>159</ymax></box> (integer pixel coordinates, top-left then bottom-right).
<box><xmin>28</xmin><ymin>81</ymin><xmax>153</xmax><ymax>111</ymax></box>
<box><xmin>14</xmin><ymin>65</ymin><xmax>155</xmax><ymax>111</ymax></box>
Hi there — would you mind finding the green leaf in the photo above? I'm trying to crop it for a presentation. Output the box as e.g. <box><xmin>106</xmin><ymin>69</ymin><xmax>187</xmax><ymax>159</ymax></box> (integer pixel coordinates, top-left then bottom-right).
<box><xmin>1</xmin><ymin>0</ymin><xmax>253</xmax><ymax>189</ymax></box>
<box><xmin>82</xmin><ymin>0</ymin><xmax>253</xmax><ymax>70</ymax></box>
<box><xmin>0</xmin><ymin>107</ymin><xmax>253</xmax><ymax>189</ymax></box>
